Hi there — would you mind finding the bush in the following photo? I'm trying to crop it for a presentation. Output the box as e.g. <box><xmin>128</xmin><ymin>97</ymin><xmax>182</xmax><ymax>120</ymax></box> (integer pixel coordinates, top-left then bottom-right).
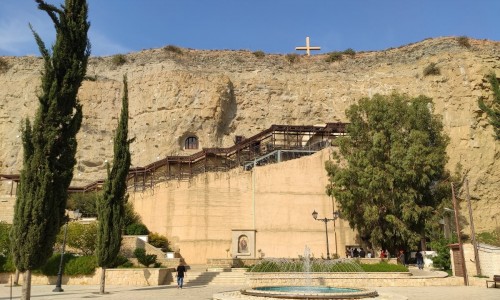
<box><xmin>148</xmin><ymin>232</ymin><xmax>172</xmax><ymax>252</ymax></box>
<box><xmin>163</xmin><ymin>45</ymin><xmax>183</xmax><ymax>54</ymax></box>
<box><xmin>325</xmin><ymin>51</ymin><xmax>343</xmax><ymax>62</ymax></box>
<box><xmin>285</xmin><ymin>53</ymin><xmax>300</xmax><ymax>64</ymax></box>
<box><xmin>124</xmin><ymin>201</ymin><xmax>142</xmax><ymax>227</ymax></box>
<box><xmin>110</xmin><ymin>255</ymin><xmax>132</xmax><ymax>268</ymax></box>
<box><xmin>126</xmin><ymin>223</ymin><xmax>149</xmax><ymax>235</ymax></box>
<box><xmin>456</xmin><ymin>36</ymin><xmax>471</xmax><ymax>48</ymax></box>
<box><xmin>0</xmin><ymin>255</ymin><xmax>15</xmax><ymax>272</ymax></box>
<box><xmin>38</xmin><ymin>253</ymin><xmax>76</xmax><ymax>276</ymax></box>
<box><xmin>111</xmin><ymin>54</ymin><xmax>127</xmax><ymax>66</ymax></box>
<box><xmin>0</xmin><ymin>221</ymin><xmax>11</xmax><ymax>256</ymax></box>
<box><xmin>56</xmin><ymin>221</ymin><xmax>98</xmax><ymax>256</ymax></box>
<box><xmin>430</xmin><ymin>238</ymin><xmax>452</xmax><ymax>270</ymax></box>
<box><xmin>253</xmin><ymin>50</ymin><xmax>265</xmax><ymax>58</ymax></box>
<box><xmin>360</xmin><ymin>262</ymin><xmax>408</xmax><ymax>272</ymax></box>
<box><xmin>64</xmin><ymin>255</ymin><xmax>97</xmax><ymax>275</ymax></box>
<box><xmin>423</xmin><ymin>63</ymin><xmax>441</xmax><ymax>76</ymax></box>
<box><xmin>0</xmin><ymin>57</ymin><xmax>8</xmax><ymax>73</ymax></box>
<box><xmin>134</xmin><ymin>248</ymin><xmax>157</xmax><ymax>267</ymax></box>
<box><xmin>67</xmin><ymin>192</ymin><xmax>99</xmax><ymax>217</ymax></box>
<box><xmin>343</xmin><ymin>48</ymin><xmax>356</xmax><ymax>57</ymax></box>
<box><xmin>477</xmin><ymin>229</ymin><xmax>500</xmax><ymax>247</ymax></box>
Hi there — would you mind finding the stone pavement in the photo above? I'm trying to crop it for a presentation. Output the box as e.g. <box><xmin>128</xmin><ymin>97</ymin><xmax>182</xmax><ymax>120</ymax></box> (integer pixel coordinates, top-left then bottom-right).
<box><xmin>1</xmin><ymin>283</ymin><xmax>499</xmax><ymax>300</ymax></box>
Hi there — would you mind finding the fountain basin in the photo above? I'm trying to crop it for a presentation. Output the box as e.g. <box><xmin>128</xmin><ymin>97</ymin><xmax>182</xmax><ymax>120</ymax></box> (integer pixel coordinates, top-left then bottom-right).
<box><xmin>242</xmin><ymin>286</ymin><xmax>378</xmax><ymax>299</ymax></box>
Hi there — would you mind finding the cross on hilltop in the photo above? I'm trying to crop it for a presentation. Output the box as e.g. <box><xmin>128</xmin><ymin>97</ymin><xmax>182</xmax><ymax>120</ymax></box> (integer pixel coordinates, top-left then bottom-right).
<box><xmin>295</xmin><ymin>36</ymin><xmax>321</xmax><ymax>56</ymax></box>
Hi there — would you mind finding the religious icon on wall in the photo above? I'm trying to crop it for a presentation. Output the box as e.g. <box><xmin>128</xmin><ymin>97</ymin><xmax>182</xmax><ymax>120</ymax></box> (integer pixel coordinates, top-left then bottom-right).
<box><xmin>238</xmin><ymin>235</ymin><xmax>248</xmax><ymax>253</ymax></box>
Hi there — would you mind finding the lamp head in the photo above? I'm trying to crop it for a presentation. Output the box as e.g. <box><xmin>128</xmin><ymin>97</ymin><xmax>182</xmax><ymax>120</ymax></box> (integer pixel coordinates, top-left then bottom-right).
<box><xmin>312</xmin><ymin>210</ymin><xmax>318</xmax><ymax>220</ymax></box>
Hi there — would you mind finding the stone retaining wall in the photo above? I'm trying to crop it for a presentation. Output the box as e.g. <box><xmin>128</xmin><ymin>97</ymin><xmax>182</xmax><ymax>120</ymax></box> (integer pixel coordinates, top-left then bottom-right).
<box><xmin>0</xmin><ymin>268</ymin><xmax>174</xmax><ymax>286</ymax></box>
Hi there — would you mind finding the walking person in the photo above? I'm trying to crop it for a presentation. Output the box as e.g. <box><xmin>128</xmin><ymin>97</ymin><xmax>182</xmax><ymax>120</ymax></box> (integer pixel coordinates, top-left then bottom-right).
<box><xmin>415</xmin><ymin>250</ymin><xmax>424</xmax><ymax>270</ymax></box>
<box><xmin>176</xmin><ymin>261</ymin><xmax>187</xmax><ymax>289</ymax></box>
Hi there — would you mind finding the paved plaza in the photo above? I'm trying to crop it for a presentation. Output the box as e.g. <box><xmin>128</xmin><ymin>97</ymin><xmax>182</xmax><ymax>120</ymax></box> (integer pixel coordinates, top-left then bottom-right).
<box><xmin>1</xmin><ymin>283</ymin><xmax>499</xmax><ymax>300</ymax></box>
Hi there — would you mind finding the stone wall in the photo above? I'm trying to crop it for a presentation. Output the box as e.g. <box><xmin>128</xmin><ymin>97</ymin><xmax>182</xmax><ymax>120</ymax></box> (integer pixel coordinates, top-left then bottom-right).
<box><xmin>0</xmin><ymin>268</ymin><xmax>174</xmax><ymax>286</ymax></box>
<box><xmin>131</xmin><ymin>148</ymin><xmax>358</xmax><ymax>264</ymax></box>
<box><xmin>0</xmin><ymin>195</ymin><xmax>14</xmax><ymax>223</ymax></box>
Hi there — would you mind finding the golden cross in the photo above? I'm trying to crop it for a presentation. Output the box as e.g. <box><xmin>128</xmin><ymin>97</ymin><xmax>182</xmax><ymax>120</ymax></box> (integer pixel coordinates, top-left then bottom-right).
<box><xmin>295</xmin><ymin>36</ymin><xmax>321</xmax><ymax>56</ymax></box>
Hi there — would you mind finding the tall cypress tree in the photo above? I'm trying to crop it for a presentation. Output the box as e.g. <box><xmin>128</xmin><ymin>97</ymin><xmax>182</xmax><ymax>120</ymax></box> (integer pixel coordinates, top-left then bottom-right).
<box><xmin>10</xmin><ymin>1</ymin><xmax>89</xmax><ymax>298</ymax></box>
<box><xmin>96</xmin><ymin>75</ymin><xmax>132</xmax><ymax>294</ymax></box>
<box><xmin>478</xmin><ymin>72</ymin><xmax>500</xmax><ymax>140</ymax></box>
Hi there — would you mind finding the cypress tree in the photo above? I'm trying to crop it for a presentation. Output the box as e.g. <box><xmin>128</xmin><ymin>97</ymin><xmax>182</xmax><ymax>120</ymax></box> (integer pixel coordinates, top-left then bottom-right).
<box><xmin>96</xmin><ymin>75</ymin><xmax>133</xmax><ymax>294</ymax></box>
<box><xmin>478</xmin><ymin>72</ymin><xmax>500</xmax><ymax>140</ymax></box>
<box><xmin>10</xmin><ymin>1</ymin><xmax>89</xmax><ymax>298</ymax></box>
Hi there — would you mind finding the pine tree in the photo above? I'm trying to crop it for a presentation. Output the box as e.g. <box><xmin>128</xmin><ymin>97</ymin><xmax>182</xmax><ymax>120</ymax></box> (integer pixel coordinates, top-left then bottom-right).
<box><xmin>478</xmin><ymin>72</ymin><xmax>500</xmax><ymax>140</ymax></box>
<box><xmin>10</xmin><ymin>1</ymin><xmax>89</xmax><ymax>299</ymax></box>
<box><xmin>326</xmin><ymin>93</ymin><xmax>449</xmax><ymax>253</ymax></box>
<box><xmin>96</xmin><ymin>75</ymin><xmax>132</xmax><ymax>294</ymax></box>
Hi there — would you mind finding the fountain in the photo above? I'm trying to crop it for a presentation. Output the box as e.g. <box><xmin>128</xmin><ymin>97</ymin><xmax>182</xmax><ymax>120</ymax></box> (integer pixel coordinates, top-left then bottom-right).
<box><xmin>214</xmin><ymin>246</ymin><xmax>379</xmax><ymax>299</ymax></box>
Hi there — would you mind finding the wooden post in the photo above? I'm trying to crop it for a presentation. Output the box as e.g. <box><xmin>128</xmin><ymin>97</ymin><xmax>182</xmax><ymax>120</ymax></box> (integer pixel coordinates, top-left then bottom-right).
<box><xmin>465</xmin><ymin>178</ymin><xmax>481</xmax><ymax>276</ymax></box>
<box><xmin>451</xmin><ymin>182</ymin><xmax>468</xmax><ymax>286</ymax></box>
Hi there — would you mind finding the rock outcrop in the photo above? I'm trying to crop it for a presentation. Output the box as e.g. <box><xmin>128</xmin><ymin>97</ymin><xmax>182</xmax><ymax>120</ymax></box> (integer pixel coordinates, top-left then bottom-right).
<box><xmin>0</xmin><ymin>37</ymin><xmax>499</xmax><ymax>232</ymax></box>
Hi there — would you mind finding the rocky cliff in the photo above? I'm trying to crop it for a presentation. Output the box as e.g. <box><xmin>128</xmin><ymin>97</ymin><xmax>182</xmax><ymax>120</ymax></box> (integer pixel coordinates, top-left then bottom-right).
<box><xmin>0</xmin><ymin>37</ymin><xmax>499</xmax><ymax>231</ymax></box>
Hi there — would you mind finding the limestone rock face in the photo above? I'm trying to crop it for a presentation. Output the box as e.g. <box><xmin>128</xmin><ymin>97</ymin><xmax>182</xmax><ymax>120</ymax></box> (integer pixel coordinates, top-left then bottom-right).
<box><xmin>0</xmin><ymin>37</ymin><xmax>499</xmax><ymax>231</ymax></box>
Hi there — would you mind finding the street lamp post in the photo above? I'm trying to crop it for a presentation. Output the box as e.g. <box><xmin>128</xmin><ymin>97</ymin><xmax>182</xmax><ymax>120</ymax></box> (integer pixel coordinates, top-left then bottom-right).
<box><xmin>312</xmin><ymin>210</ymin><xmax>339</xmax><ymax>260</ymax></box>
<box><xmin>53</xmin><ymin>209</ymin><xmax>81</xmax><ymax>292</ymax></box>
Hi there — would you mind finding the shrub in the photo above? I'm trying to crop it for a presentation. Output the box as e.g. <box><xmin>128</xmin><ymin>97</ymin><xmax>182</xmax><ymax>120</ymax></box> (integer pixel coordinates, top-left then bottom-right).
<box><xmin>252</xmin><ymin>50</ymin><xmax>265</xmax><ymax>58</ymax></box>
<box><xmin>0</xmin><ymin>255</ymin><xmax>15</xmax><ymax>272</ymax></box>
<box><xmin>56</xmin><ymin>221</ymin><xmax>97</xmax><ymax>256</ymax></box>
<box><xmin>342</xmin><ymin>48</ymin><xmax>356</xmax><ymax>57</ymax></box>
<box><xmin>0</xmin><ymin>222</ymin><xmax>11</xmax><ymax>256</ymax></box>
<box><xmin>124</xmin><ymin>201</ymin><xmax>142</xmax><ymax>228</ymax></box>
<box><xmin>477</xmin><ymin>229</ymin><xmax>500</xmax><ymax>247</ymax></box>
<box><xmin>325</xmin><ymin>51</ymin><xmax>343</xmax><ymax>62</ymax></box>
<box><xmin>360</xmin><ymin>262</ymin><xmax>408</xmax><ymax>272</ymax></box>
<box><xmin>285</xmin><ymin>53</ymin><xmax>300</xmax><ymax>64</ymax></box>
<box><xmin>126</xmin><ymin>223</ymin><xmax>149</xmax><ymax>235</ymax></box>
<box><xmin>423</xmin><ymin>63</ymin><xmax>441</xmax><ymax>76</ymax></box>
<box><xmin>0</xmin><ymin>57</ymin><xmax>8</xmax><ymax>73</ymax></box>
<box><xmin>456</xmin><ymin>36</ymin><xmax>471</xmax><ymax>48</ymax></box>
<box><xmin>67</xmin><ymin>192</ymin><xmax>99</xmax><ymax>217</ymax></box>
<box><xmin>163</xmin><ymin>45</ymin><xmax>183</xmax><ymax>54</ymax></box>
<box><xmin>111</xmin><ymin>54</ymin><xmax>127</xmax><ymax>66</ymax></box>
<box><xmin>38</xmin><ymin>253</ymin><xmax>76</xmax><ymax>276</ymax></box>
<box><xmin>134</xmin><ymin>248</ymin><xmax>157</xmax><ymax>267</ymax></box>
<box><xmin>64</xmin><ymin>255</ymin><xmax>97</xmax><ymax>275</ymax></box>
<box><xmin>430</xmin><ymin>238</ymin><xmax>453</xmax><ymax>270</ymax></box>
<box><xmin>148</xmin><ymin>232</ymin><xmax>172</xmax><ymax>252</ymax></box>
<box><xmin>110</xmin><ymin>254</ymin><xmax>130</xmax><ymax>268</ymax></box>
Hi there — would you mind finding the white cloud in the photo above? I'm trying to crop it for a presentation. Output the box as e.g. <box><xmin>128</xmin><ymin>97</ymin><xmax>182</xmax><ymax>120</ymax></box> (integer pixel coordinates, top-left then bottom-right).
<box><xmin>89</xmin><ymin>31</ymin><xmax>132</xmax><ymax>56</ymax></box>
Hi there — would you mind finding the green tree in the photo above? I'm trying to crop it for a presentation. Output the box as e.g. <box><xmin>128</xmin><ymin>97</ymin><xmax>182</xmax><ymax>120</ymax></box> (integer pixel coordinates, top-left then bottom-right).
<box><xmin>478</xmin><ymin>72</ymin><xmax>500</xmax><ymax>140</ymax></box>
<box><xmin>326</xmin><ymin>93</ymin><xmax>449</xmax><ymax>252</ymax></box>
<box><xmin>10</xmin><ymin>1</ymin><xmax>90</xmax><ymax>298</ymax></box>
<box><xmin>96</xmin><ymin>75</ymin><xmax>133</xmax><ymax>294</ymax></box>
<box><xmin>56</xmin><ymin>221</ymin><xmax>97</xmax><ymax>256</ymax></box>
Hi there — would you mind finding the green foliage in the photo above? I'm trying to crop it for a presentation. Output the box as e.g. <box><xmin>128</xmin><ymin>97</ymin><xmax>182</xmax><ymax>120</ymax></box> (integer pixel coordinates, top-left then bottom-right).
<box><xmin>478</xmin><ymin>72</ymin><xmax>500</xmax><ymax>140</ymax></box>
<box><xmin>124</xmin><ymin>201</ymin><xmax>142</xmax><ymax>228</ymax></box>
<box><xmin>56</xmin><ymin>222</ymin><xmax>97</xmax><ymax>256</ymax></box>
<box><xmin>360</xmin><ymin>262</ymin><xmax>408</xmax><ymax>272</ymax></box>
<box><xmin>285</xmin><ymin>53</ymin><xmax>300</xmax><ymax>63</ymax></box>
<box><xmin>64</xmin><ymin>255</ymin><xmax>97</xmax><ymax>275</ymax></box>
<box><xmin>456</xmin><ymin>36</ymin><xmax>471</xmax><ymax>48</ymax></box>
<box><xmin>0</xmin><ymin>57</ymin><xmax>9</xmax><ymax>73</ymax></box>
<box><xmin>133</xmin><ymin>248</ymin><xmax>157</xmax><ymax>267</ymax></box>
<box><xmin>252</xmin><ymin>50</ymin><xmax>265</xmax><ymax>58</ymax></box>
<box><xmin>148</xmin><ymin>232</ymin><xmax>172</xmax><ymax>252</ymax></box>
<box><xmin>126</xmin><ymin>223</ymin><xmax>149</xmax><ymax>235</ymax></box>
<box><xmin>0</xmin><ymin>254</ymin><xmax>15</xmax><ymax>272</ymax></box>
<box><xmin>423</xmin><ymin>63</ymin><xmax>441</xmax><ymax>76</ymax></box>
<box><xmin>325</xmin><ymin>51</ymin><xmax>343</xmax><ymax>62</ymax></box>
<box><xmin>11</xmin><ymin>0</ymin><xmax>90</xmax><ymax>272</ymax></box>
<box><xmin>163</xmin><ymin>45</ymin><xmax>183</xmax><ymax>54</ymax></box>
<box><xmin>38</xmin><ymin>253</ymin><xmax>76</xmax><ymax>276</ymax></box>
<box><xmin>0</xmin><ymin>222</ymin><xmax>11</xmax><ymax>256</ymax></box>
<box><xmin>429</xmin><ymin>237</ymin><xmax>453</xmax><ymax>270</ymax></box>
<box><xmin>67</xmin><ymin>192</ymin><xmax>99</xmax><ymax>217</ymax></box>
<box><xmin>111</xmin><ymin>54</ymin><xmax>127</xmax><ymax>66</ymax></box>
<box><xmin>326</xmin><ymin>93</ymin><xmax>449</xmax><ymax>251</ymax></box>
<box><xmin>343</xmin><ymin>48</ymin><xmax>356</xmax><ymax>57</ymax></box>
<box><xmin>109</xmin><ymin>254</ymin><xmax>131</xmax><ymax>268</ymax></box>
<box><xmin>96</xmin><ymin>75</ymin><xmax>133</xmax><ymax>268</ymax></box>
<box><xmin>477</xmin><ymin>228</ymin><xmax>500</xmax><ymax>246</ymax></box>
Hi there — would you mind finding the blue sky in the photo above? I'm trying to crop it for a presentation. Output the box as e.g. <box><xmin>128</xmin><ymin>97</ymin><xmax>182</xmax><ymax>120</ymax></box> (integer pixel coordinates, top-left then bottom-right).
<box><xmin>1</xmin><ymin>0</ymin><xmax>499</xmax><ymax>57</ymax></box>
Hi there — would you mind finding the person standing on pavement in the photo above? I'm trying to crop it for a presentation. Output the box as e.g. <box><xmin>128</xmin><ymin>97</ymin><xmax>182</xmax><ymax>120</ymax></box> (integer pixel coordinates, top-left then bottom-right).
<box><xmin>415</xmin><ymin>250</ymin><xmax>424</xmax><ymax>270</ymax></box>
<box><xmin>176</xmin><ymin>261</ymin><xmax>187</xmax><ymax>289</ymax></box>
